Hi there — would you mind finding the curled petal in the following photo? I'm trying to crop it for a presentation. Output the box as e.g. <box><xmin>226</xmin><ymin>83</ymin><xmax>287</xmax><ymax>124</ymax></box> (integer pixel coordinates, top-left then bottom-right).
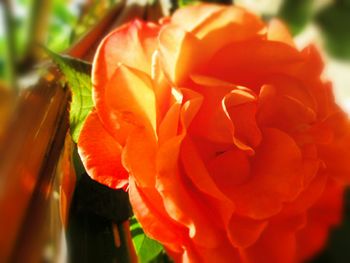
<box><xmin>224</xmin><ymin>89</ymin><xmax>262</xmax><ymax>148</ymax></box>
<box><xmin>231</xmin><ymin>128</ymin><xmax>303</xmax><ymax>219</ymax></box>
<box><xmin>189</xmin><ymin>76</ymin><xmax>235</xmax><ymax>144</ymax></box>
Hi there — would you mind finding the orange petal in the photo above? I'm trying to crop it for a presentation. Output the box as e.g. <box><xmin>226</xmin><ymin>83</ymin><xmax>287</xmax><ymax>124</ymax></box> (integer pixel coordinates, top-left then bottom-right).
<box><xmin>227</xmin><ymin>215</ymin><xmax>268</xmax><ymax>248</ymax></box>
<box><xmin>231</xmin><ymin>128</ymin><xmax>303</xmax><ymax>219</ymax></box>
<box><xmin>173</xmin><ymin>5</ymin><xmax>265</xmax><ymax>58</ymax></box>
<box><xmin>257</xmin><ymin>83</ymin><xmax>317</xmax><ymax>134</ymax></box>
<box><xmin>194</xmin><ymin>6</ymin><xmax>265</xmax><ymax>60</ymax></box>
<box><xmin>188</xmin><ymin>80</ymin><xmax>234</xmax><ymax>145</ymax></box>
<box><xmin>207</xmin><ymin>148</ymin><xmax>251</xmax><ymax>195</ymax></box>
<box><xmin>158</xmin><ymin>25</ymin><xmax>205</xmax><ymax>85</ymax></box>
<box><xmin>296</xmin><ymin>180</ymin><xmax>344</xmax><ymax>261</ymax></box>
<box><xmin>318</xmin><ymin>111</ymin><xmax>350</xmax><ymax>184</ymax></box>
<box><xmin>166</xmin><ymin>5</ymin><xmax>265</xmax><ymax>85</ymax></box>
<box><xmin>155</xmin><ymin>92</ymin><xmax>224</xmax><ymax>248</ymax></box>
<box><xmin>267</xmin><ymin>19</ymin><xmax>294</xmax><ymax>47</ymax></box>
<box><xmin>192</xmin><ymin>6</ymin><xmax>264</xmax><ymax>40</ymax></box>
<box><xmin>193</xmin><ymin>241</ymin><xmax>241</xmax><ymax>263</ymax></box>
<box><xmin>281</xmin><ymin>173</ymin><xmax>326</xmax><ymax>216</ymax></box>
<box><xmin>171</xmin><ymin>3</ymin><xmax>225</xmax><ymax>32</ymax></box>
<box><xmin>300</xmin><ymin>45</ymin><xmax>324</xmax><ymax>80</ymax></box>
<box><xmin>158</xmin><ymin>101</ymin><xmax>181</xmax><ymax>145</ymax></box>
<box><xmin>242</xmin><ymin>218</ymin><xmax>301</xmax><ymax>263</ymax></box>
<box><xmin>205</xmin><ymin>40</ymin><xmax>304</xmax><ymax>87</ymax></box>
<box><xmin>96</xmin><ymin>64</ymin><xmax>157</xmax><ymax>134</ymax></box>
<box><xmin>181</xmin><ymin>136</ymin><xmax>232</xmax><ymax>203</ymax></box>
<box><xmin>78</xmin><ymin>111</ymin><xmax>128</xmax><ymax>189</ymax></box>
<box><xmin>150</xmin><ymin>51</ymin><xmax>173</xmax><ymax>122</ymax></box>
<box><xmin>128</xmin><ymin>177</ymin><xmax>186</xmax><ymax>253</ymax></box>
<box><xmin>122</xmin><ymin>127</ymin><xmax>157</xmax><ymax>188</ymax></box>
<box><xmin>156</xmin><ymin>136</ymin><xmax>226</xmax><ymax>248</ymax></box>
<box><xmin>92</xmin><ymin>19</ymin><xmax>159</xmax><ymax>89</ymax></box>
<box><xmin>225</xmin><ymin>89</ymin><xmax>262</xmax><ymax>148</ymax></box>
<box><xmin>181</xmin><ymin>137</ymin><xmax>235</xmax><ymax>227</ymax></box>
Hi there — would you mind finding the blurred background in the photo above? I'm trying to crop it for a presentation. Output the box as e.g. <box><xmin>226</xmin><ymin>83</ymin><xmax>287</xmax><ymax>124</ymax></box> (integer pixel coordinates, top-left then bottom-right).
<box><xmin>0</xmin><ymin>0</ymin><xmax>349</xmax><ymax>262</ymax></box>
<box><xmin>0</xmin><ymin>0</ymin><xmax>120</xmax><ymax>87</ymax></box>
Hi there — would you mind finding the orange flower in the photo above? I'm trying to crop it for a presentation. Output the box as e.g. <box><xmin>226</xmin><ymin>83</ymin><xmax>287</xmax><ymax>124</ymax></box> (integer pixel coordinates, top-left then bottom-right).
<box><xmin>78</xmin><ymin>4</ymin><xmax>350</xmax><ymax>262</ymax></box>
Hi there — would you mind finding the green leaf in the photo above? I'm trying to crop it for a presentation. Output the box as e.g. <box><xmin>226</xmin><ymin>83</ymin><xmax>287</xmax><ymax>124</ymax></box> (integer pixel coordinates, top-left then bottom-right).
<box><xmin>278</xmin><ymin>0</ymin><xmax>314</xmax><ymax>35</ymax></box>
<box><xmin>46</xmin><ymin>49</ymin><xmax>93</xmax><ymax>142</ymax></box>
<box><xmin>316</xmin><ymin>3</ymin><xmax>350</xmax><ymax>60</ymax></box>
<box><xmin>130</xmin><ymin>216</ymin><xmax>165</xmax><ymax>263</ymax></box>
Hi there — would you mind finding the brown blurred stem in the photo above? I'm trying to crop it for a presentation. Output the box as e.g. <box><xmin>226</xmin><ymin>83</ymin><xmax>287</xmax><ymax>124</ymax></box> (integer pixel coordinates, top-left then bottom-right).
<box><xmin>113</xmin><ymin>221</ymin><xmax>138</xmax><ymax>263</ymax></box>
<box><xmin>2</xmin><ymin>0</ymin><xmax>17</xmax><ymax>91</ymax></box>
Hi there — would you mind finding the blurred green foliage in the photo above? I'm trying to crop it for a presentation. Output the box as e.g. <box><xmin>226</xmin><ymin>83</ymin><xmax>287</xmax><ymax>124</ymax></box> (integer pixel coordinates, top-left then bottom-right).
<box><xmin>0</xmin><ymin>0</ymin><xmax>119</xmax><ymax>82</ymax></box>
<box><xmin>278</xmin><ymin>0</ymin><xmax>313</xmax><ymax>35</ymax></box>
<box><xmin>0</xmin><ymin>39</ymin><xmax>5</xmax><ymax>80</ymax></box>
<box><xmin>316</xmin><ymin>2</ymin><xmax>350</xmax><ymax>60</ymax></box>
<box><xmin>46</xmin><ymin>0</ymin><xmax>78</xmax><ymax>53</ymax></box>
<box><xmin>277</xmin><ymin>0</ymin><xmax>350</xmax><ymax>60</ymax></box>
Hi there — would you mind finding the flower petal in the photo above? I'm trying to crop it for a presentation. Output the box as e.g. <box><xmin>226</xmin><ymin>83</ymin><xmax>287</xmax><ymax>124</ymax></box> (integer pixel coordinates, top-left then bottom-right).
<box><xmin>158</xmin><ymin>25</ymin><xmax>205</xmax><ymax>85</ymax></box>
<box><xmin>95</xmin><ymin>64</ymin><xmax>157</xmax><ymax>137</ymax></box>
<box><xmin>128</xmin><ymin>177</ymin><xmax>186</xmax><ymax>252</ymax></box>
<box><xmin>231</xmin><ymin>128</ymin><xmax>303</xmax><ymax>219</ymax></box>
<box><xmin>181</xmin><ymin>137</ymin><xmax>235</xmax><ymax>227</ymax></box>
<box><xmin>242</xmin><ymin>216</ymin><xmax>305</xmax><ymax>263</ymax></box>
<box><xmin>93</xmin><ymin>19</ymin><xmax>159</xmax><ymax>89</ymax></box>
<box><xmin>157</xmin><ymin>136</ymin><xmax>226</xmax><ymax>248</ymax></box>
<box><xmin>205</xmin><ymin>40</ymin><xmax>305</xmax><ymax>87</ymax></box>
<box><xmin>267</xmin><ymin>19</ymin><xmax>294</xmax><ymax>47</ymax></box>
<box><xmin>224</xmin><ymin>89</ymin><xmax>262</xmax><ymax>148</ymax></box>
<box><xmin>171</xmin><ymin>4</ymin><xmax>225</xmax><ymax>32</ymax></box>
<box><xmin>227</xmin><ymin>215</ymin><xmax>268</xmax><ymax>248</ymax></box>
<box><xmin>78</xmin><ymin>111</ymin><xmax>128</xmax><ymax>189</ymax></box>
<box><xmin>156</xmin><ymin>93</ymin><xmax>225</xmax><ymax>248</ymax></box>
<box><xmin>122</xmin><ymin>127</ymin><xmax>157</xmax><ymax>187</ymax></box>
<box><xmin>296</xmin><ymin>180</ymin><xmax>344</xmax><ymax>261</ymax></box>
